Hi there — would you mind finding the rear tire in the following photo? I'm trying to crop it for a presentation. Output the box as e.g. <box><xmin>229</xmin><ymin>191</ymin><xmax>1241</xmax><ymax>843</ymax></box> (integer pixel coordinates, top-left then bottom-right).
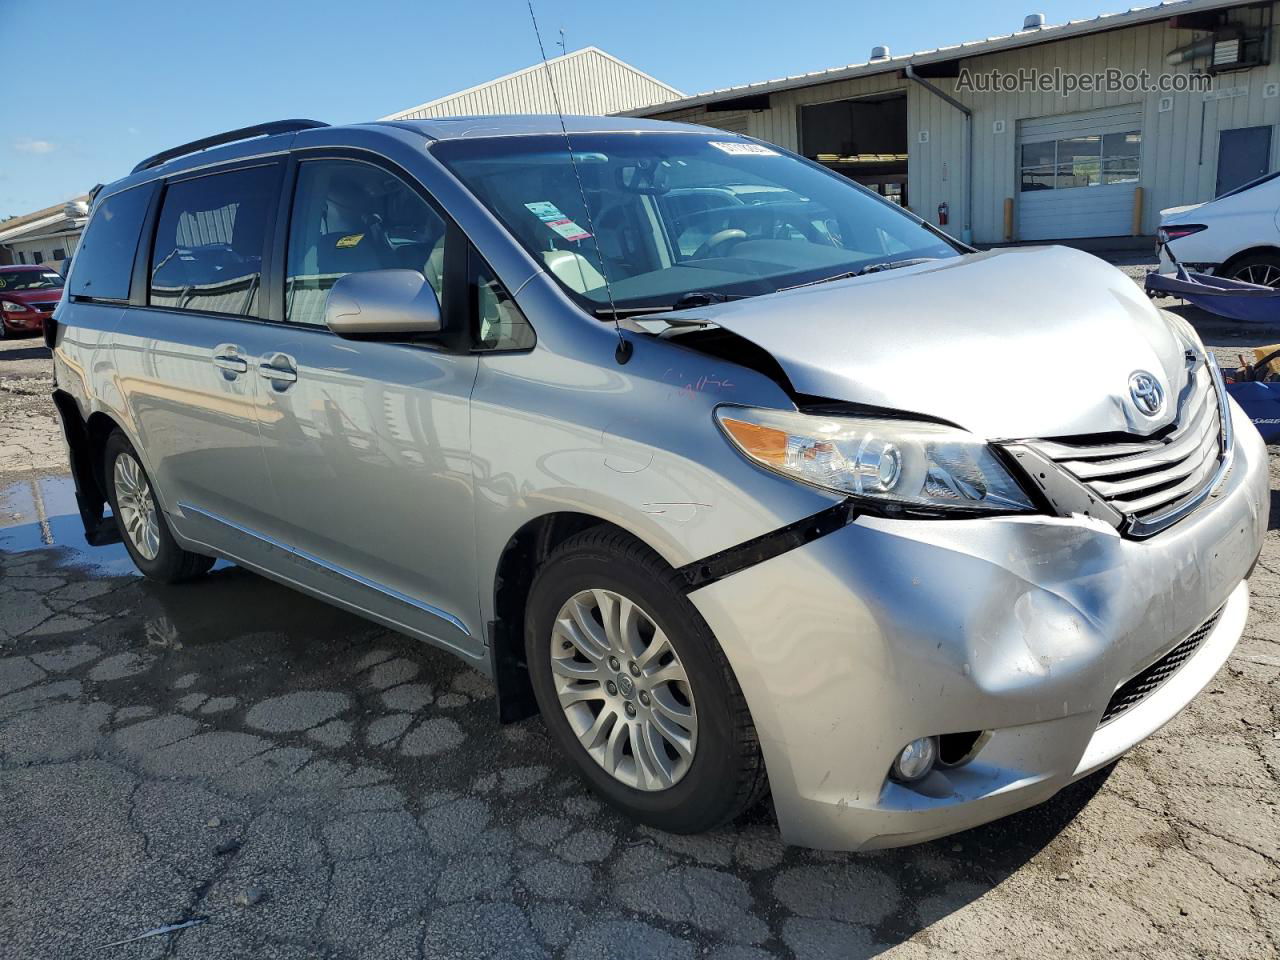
<box><xmin>525</xmin><ymin>527</ymin><xmax>768</xmax><ymax>834</ymax></box>
<box><xmin>103</xmin><ymin>430</ymin><xmax>213</xmax><ymax>583</ymax></box>
<box><xmin>1226</xmin><ymin>252</ymin><xmax>1280</xmax><ymax>288</ymax></box>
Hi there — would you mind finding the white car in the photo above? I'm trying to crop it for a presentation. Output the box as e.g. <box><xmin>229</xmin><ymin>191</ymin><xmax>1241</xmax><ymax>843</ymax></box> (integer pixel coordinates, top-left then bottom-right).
<box><xmin>1158</xmin><ymin>172</ymin><xmax>1280</xmax><ymax>286</ymax></box>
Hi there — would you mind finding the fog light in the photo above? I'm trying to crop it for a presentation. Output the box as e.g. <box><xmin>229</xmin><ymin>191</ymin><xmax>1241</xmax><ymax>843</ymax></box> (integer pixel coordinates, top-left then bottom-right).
<box><xmin>890</xmin><ymin>736</ymin><xmax>938</xmax><ymax>783</ymax></box>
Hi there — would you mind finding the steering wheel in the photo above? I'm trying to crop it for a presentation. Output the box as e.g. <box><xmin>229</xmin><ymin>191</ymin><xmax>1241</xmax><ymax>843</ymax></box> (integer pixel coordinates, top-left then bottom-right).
<box><xmin>773</xmin><ymin>216</ymin><xmax>823</xmax><ymax>245</ymax></box>
<box><xmin>691</xmin><ymin>228</ymin><xmax>748</xmax><ymax>261</ymax></box>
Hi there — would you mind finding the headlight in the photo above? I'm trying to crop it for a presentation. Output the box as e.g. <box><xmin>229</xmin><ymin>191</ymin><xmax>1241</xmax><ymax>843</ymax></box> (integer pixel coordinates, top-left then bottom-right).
<box><xmin>715</xmin><ymin>406</ymin><xmax>1034</xmax><ymax>514</ymax></box>
<box><xmin>0</xmin><ymin>300</ymin><xmax>26</xmax><ymax>313</ymax></box>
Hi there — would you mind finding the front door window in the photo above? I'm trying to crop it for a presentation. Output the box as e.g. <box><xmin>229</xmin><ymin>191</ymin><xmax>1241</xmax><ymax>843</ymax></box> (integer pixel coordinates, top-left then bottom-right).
<box><xmin>285</xmin><ymin>159</ymin><xmax>448</xmax><ymax>327</ymax></box>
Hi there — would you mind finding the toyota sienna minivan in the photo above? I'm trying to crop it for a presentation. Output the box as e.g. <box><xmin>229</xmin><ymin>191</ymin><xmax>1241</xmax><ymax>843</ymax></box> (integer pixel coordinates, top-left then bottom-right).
<box><xmin>48</xmin><ymin>116</ymin><xmax>1267</xmax><ymax>851</ymax></box>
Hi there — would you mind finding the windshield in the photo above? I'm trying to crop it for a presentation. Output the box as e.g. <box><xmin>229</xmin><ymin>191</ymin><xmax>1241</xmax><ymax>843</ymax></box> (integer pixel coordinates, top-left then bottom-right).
<box><xmin>0</xmin><ymin>269</ymin><xmax>64</xmax><ymax>292</ymax></box>
<box><xmin>432</xmin><ymin>133</ymin><xmax>958</xmax><ymax>311</ymax></box>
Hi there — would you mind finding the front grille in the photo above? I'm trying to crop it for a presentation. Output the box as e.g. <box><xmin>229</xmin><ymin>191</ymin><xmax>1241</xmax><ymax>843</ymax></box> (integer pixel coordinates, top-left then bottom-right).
<box><xmin>32</xmin><ymin>301</ymin><xmax>58</xmax><ymax>312</ymax></box>
<box><xmin>1030</xmin><ymin>361</ymin><xmax>1225</xmax><ymax>533</ymax></box>
<box><xmin>1099</xmin><ymin>606</ymin><xmax>1223</xmax><ymax>726</ymax></box>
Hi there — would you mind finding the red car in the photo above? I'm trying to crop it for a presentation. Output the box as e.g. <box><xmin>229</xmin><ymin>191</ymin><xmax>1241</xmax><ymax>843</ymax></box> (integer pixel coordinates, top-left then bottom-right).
<box><xmin>0</xmin><ymin>264</ymin><xmax>65</xmax><ymax>338</ymax></box>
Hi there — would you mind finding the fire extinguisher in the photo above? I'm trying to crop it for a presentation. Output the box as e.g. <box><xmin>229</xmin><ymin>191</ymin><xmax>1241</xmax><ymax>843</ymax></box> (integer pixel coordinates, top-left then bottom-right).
<box><xmin>938</xmin><ymin>202</ymin><xmax>949</xmax><ymax>226</ymax></box>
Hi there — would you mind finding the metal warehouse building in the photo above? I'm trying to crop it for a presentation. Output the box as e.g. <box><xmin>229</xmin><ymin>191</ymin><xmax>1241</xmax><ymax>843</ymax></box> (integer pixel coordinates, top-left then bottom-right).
<box><xmin>0</xmin><ymin>197</ymin><xmax>88</xmax><ymax>269</ymax></box>
<box><xmin>383</xmin><ymin>45</ymin><xmax>682</xmax><ymax>120</ymax></box>
<box><xmin>632</xmin><ymin>0</ymin><xmax>1278</xmax><ymax>246</ymax></box>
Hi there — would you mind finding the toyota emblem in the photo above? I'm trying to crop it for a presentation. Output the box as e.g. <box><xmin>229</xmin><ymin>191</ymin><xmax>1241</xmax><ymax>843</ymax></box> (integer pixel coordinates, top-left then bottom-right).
<box><xmin>1128</xmin><ymin>371</ymin><xmax>1165</xmax><ymax>417</ymax></box>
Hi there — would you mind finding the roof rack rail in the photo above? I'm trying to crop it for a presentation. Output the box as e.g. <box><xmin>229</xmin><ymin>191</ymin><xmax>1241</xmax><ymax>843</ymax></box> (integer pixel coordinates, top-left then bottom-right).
<box><xmin>131</xmin><ymin>119</ymin><xmax>329</xmax><ymax>174</ymax></box>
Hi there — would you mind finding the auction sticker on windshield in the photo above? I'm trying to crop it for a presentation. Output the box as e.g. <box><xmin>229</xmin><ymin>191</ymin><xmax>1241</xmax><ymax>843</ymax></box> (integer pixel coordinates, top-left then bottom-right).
<box><xmin>526</xmin><ymin>201</ymin><xmax>592</xmax><ymax>242</ymax></box>
<box><xmin>708</xmin><ymin>141</ymin><xmax>779</xmax><ymax>157</ymax></box>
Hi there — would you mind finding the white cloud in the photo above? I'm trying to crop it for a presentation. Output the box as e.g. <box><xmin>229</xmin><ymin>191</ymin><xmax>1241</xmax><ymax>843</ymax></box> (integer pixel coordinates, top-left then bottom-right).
<box><xmin>15</xmin><ymin>139</ymin><xmax>55</xmax><ymax>155</ymax></box>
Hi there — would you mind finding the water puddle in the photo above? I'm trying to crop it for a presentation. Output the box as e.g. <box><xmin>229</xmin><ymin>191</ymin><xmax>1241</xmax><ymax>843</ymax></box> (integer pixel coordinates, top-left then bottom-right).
<box><xmin>0</xmin><ymin>474</ymin><xmax>139</xmax><ymax>576</ymax></box>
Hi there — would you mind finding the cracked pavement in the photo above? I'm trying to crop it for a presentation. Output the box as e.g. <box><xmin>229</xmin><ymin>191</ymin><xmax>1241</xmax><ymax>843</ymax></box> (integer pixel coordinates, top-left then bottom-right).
<box><xmin>2</xmin><ymin>284</ymin><xmax>1279</xmax><ymax>959</ymax></box>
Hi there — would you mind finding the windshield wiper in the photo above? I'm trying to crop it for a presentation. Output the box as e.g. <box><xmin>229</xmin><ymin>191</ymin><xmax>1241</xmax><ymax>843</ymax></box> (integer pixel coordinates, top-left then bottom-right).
<box><xmin>778</xmin><ymin>271</ymin><xmax>859</xmax><ymax>292</ymax></box>
<box><xmin>855</xmin><ymin>257</ymin><xmax>939</xmax><ymax>275</ymax></box>
<box><xmin>777</xmin><ymin>258</ymin><xmax>940</xmax><ymax>293</ymax></box>
<box><xmin>593</xmin><ymin>290</ymin><xmax>747</xmax><ymax>319</ymax></box>
<box><xmin>670</xmin><ymin>290</ymin><xmax>744</xmax><ymax>308</ymax></box>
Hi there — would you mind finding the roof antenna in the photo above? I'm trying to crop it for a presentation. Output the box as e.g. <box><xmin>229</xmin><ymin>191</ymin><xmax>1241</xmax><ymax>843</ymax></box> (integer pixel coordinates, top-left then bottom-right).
<box><xmin>526</xmin><ymin>0</ymin><xmax>632</xmax><ymax>364</ymax></box>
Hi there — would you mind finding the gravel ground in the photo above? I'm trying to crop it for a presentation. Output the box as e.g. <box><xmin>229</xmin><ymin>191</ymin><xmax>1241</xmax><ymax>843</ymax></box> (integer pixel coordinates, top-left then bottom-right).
<box><xmin>1</xmin><ymin>262</ymin><xmax>1279</xmax><ymax>959</ymax></box>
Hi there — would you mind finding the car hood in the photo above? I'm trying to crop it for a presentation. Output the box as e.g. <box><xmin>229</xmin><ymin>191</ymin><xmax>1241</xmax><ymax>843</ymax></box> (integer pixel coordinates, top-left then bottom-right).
<box><xmin>0</xmin><ymin>287</ymin><xmax>63</xmax><ymax>306</ymax></box>
<box><xmin>666</xmin><ymin>245</ymin><xmax>1189</xmax><ymax>439</ymax></box>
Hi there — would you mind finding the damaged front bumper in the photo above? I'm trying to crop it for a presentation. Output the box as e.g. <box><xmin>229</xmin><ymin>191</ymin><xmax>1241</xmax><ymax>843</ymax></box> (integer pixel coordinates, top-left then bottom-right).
<box><xmin>689</xmin><ymin>402</ymin><xmax>1268</xmax><ymax>851</ymax></box>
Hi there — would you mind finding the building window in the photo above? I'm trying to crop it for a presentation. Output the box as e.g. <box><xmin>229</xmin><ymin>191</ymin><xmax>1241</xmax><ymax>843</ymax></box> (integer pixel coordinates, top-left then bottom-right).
<box><xmin>52</xmin><ymin>248</ymin><xmax>66</xmax><ymax>261</ymax></box>
<box><xmin>1020</xmin><ymin>130</ymin><xmax>1141</xmax><ymax>192</ymax></box>
<box><xmin>16</xmin><ymin>252</ymin><xmax>25</xmax><ymax>264</ymax></box>
<box><xmin>32</xmin><ymin>251</ymin><xmax>44</xmax><ymax>264</ymax></box>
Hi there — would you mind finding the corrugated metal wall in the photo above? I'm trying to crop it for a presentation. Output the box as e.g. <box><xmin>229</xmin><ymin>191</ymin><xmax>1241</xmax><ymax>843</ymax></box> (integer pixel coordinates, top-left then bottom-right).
<box><xmin>387</xmin><ymin>48</ymin><xmax>680</xmax><ymax>119</ymax></box>
<box><xmin>647</xmin><ymin>3</ymin><xmax>1280</xmax><ymax>244</ymax></box>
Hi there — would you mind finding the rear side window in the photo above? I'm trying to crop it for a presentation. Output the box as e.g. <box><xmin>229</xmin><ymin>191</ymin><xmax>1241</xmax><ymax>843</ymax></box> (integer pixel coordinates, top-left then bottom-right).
<box><xmin>68</xmin><ymin>185</ymin><xmax>152</xmax><ymax>301</ymax></box>
<box><xmin>149</xmin><ymin>165</ymin><xmax>278</xmax><ymax>316</ymax></box>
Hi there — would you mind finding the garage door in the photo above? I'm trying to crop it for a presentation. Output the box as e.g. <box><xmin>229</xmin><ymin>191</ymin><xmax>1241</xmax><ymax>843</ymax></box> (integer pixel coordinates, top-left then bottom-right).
<box><xmin>1017</xmin><ymin>104</ymin><xmax>1143</xmax><ymax>241</ymax></box>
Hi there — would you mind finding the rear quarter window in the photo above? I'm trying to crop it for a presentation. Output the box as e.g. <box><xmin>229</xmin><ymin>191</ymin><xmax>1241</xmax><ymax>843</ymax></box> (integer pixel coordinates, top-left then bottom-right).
<box><xmin>68</xmin><ymin>184</ymin><xmax>154</xmax><ymax>302</ymax></box>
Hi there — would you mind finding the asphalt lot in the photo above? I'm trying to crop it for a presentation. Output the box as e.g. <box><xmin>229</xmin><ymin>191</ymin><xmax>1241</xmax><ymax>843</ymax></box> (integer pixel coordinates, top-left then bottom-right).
<box><xmin>1</xmin><ymin>266</ymin><xmax>1279</xmax><ymax>959</ymax></box>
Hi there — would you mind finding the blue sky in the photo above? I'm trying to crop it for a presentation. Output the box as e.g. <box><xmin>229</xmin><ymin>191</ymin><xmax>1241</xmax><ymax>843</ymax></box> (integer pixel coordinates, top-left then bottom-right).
<box><xmin>4</xmin><ymin>0</ymin><xmax>1128</xmax><ymax>216</ymax></box>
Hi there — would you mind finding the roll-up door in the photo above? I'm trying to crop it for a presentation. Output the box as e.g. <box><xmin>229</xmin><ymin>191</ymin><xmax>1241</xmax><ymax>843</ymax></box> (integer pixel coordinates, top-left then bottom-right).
<box><xmin>1017</xmin><ymin>104</ymin><xmax>1144</xmax><ymax>241</ymax></box>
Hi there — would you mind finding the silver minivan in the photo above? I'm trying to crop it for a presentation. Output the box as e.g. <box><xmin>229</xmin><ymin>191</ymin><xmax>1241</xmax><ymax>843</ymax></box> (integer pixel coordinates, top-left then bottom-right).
<box><xmin>50</xmin><ymin>116</ymin><xmax>1268</xmax><ymax>851</ymax></box>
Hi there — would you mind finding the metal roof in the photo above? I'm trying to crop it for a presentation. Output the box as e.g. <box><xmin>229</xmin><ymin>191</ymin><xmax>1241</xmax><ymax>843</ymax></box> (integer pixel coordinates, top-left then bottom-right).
<box><xmin>0</xmin><ymin>198</ymin><xmax>89</xmax><ymax>246</ymax></box>
<box><xmin>626</xmin><ymin>0</ymin><xmax>1254</xmax><ymax>116</ymax></box>
<box><xmin>0</xmin><ymin>195</ymin><xmax>88</xmax><ymax>242</ymax></box>
<box><xmin>382</xmin><ymin>46</ymin><xmax>683</xmax><ymax>121</ymax></box>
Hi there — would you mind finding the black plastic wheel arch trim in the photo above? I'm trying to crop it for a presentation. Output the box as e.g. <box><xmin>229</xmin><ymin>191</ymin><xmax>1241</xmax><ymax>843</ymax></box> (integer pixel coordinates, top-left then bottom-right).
<box><xmin>677</xmin><ymin>499</ymin><xmax>860</xmax><ymax>591</ymax></box>
<box><xmin>676</xmin><ymin>489</ymin><xmax>1047</xmax><ymax>591</ymax></box>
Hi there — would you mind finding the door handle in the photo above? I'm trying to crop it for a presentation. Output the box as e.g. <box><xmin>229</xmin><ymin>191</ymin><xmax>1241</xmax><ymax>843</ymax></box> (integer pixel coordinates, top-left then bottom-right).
<box><xmin>212</xmin><ymin>346</ymin><xmax>248</xmax><ymax>374</ymax></box>
<box><xmin>259</xmin><ymin>353</ymin><xmax>298</xmax><ymax>384</ymax></box>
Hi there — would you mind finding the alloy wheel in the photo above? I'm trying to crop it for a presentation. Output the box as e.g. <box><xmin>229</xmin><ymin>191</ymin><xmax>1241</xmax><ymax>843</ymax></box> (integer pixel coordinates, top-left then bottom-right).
<box><xmin>113</xmin><ymin>452</ymin><xmax>160</xmax><ymax>561</ymax></box>
<box><xmin>1232</xmin><ymin>262</ymin><xmax>1280</xmax><ymax>288</ymax></box>
<box><xmin>550</xmin><ymin>588</ymin><xmax>698</xmax><ymax>791</ymax></box>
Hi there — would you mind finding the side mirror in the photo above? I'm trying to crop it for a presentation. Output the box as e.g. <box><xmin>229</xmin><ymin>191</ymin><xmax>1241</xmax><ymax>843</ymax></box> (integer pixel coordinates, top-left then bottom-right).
<box><xmin>324</xmin><ymin>269</ymin><xmax>441</xmax><ymax>340</ymax></box>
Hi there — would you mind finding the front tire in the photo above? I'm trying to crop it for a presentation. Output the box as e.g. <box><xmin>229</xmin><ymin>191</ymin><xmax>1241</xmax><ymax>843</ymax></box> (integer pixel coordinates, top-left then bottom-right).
<box><xmin>103</xmin><ymin>431</ymin><xmax>213</xmax><ymax>582</ymax></box>
<box><xmin>525</xmin><ymin>527</ymin><xmax>767</xmax><ymax>834</ymax></box>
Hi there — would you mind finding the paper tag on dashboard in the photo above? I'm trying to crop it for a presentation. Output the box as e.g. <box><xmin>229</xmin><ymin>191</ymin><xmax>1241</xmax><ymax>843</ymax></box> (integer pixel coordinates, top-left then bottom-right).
<box><xmin>708</xmin><ymin>141</ymin><xmax>778</xmax><ymax>156</ymax></box>
<box><xmin>545</xmin><ymin>219</ymin><xmax>591</xmax><ymax>242</ymax></box>
<box><xmin>526</xmin><ymin>201</ymin><xmax>565</xmax><ymax>222</ymax></box>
